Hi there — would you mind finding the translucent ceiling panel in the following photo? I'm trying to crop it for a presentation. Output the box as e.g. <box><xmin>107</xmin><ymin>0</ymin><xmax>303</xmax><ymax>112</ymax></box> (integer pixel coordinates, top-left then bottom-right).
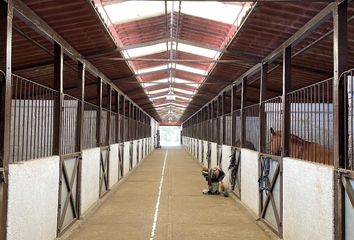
<box><xmin>135</xmin><ymin>65</ymin><xmax>168</xmax><ymax>74</ymax></box>
<box><xmin>103</xmin><ymin>1</ymin><xmax>165</xmax><ymax>24</ymax></box>
<box><xmin>181</xmin><ymin>2</ymin><xmax>244</xmax><ymax>25</ymax></box>
<box><xmin>148</xmin><ymin>88</ymin><xmax>169</xmax><ymax>95</ymax></box>
<box><xmin>177</xmin><ymin>43</ymin><xmax>219</xmax><ymax>59</ymax></box>
<box><xmin>123</xmin><ymin>43</ymin><xmax>167</xmax><ymax>58</ymax></box>
<box><xmin>175</xmin><ymin>64</ymin><xmax>208</xmax><ymax>76</ymax></box>
<box><xmin>174</xmin><ymin>88</ymin><xmax>195</xmax><ymax>95</ymax></box>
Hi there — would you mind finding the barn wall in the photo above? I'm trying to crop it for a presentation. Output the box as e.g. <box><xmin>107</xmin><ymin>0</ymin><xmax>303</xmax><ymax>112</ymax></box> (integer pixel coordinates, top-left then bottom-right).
<box><xmin>283</xmin><ymin>157</ymin><xmax>334</xmax><ymax>240</ymax></box>
<box><xmin>240</xmin><ymin>148</ymin><xmax>259</xmax><ymax>215</ymax></box>
<box><xmin>81</xmin><ymin>148</ymin><xmax>100</xmax><ymax>215</ymax></box>
<box><xmin>109</xmin><ymin>144</ymin><xmax>119</xmax><ymax>189</ymax></box>
<box><xmin>7</xmin><ymin>156</ymin><xmax>59</xmax><ymax>240</ymax></box>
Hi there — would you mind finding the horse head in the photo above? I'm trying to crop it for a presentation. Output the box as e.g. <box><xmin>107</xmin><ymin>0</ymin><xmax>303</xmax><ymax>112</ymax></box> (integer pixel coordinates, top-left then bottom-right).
<box><xmin>269</xmin><ymin>127</ymin><xmax>282</xmax><ymax>156</ymax></box>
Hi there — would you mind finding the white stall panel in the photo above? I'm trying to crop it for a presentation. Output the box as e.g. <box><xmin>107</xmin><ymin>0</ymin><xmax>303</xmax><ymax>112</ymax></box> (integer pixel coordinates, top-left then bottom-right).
<box><xmin>7</xmin><ymin>156</ymin><xmax>59</xmax><ymax>240</ymax></box>
<box><xmin>221</xmin><ymin>145</ymin><xmax>232</xmax><ymax>189</ymax></box>
<box><xmin>124</xmin><ymin>141</ymin><xmax>131</xmax><ymax>175</ymax></box>
<box><xmin>109</xmin><ymin>144</ymin><xmax>119</xmax><ymax>188</ymax></box>
<box><xmin>81</xmin><ymin>148</ymin><xmax>100</xmax><ymax>214</ymax></box>
<box><xmin>240</xmin><ymin>148</ymin><xmax>259</xmax><ymax>215</ymax></box>
<box><xmin>283</xmin><ymin>158</ymin><xmax>334</xmax><ymax>240</ymax></box>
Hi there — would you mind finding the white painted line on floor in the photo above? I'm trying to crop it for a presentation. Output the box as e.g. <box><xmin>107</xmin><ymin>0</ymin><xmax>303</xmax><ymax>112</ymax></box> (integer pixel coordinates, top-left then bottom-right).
<box><xmin>149</xmin><ymin>150</ymin><xmax>168</xmax><ymax>240</ymax></box>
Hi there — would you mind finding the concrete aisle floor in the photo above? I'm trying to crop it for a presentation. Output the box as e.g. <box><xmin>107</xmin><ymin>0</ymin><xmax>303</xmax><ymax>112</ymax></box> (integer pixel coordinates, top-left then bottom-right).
<box><xmin>67</xmin><ymin>147</ymin><xmax>270</xmax><ymax>240</ymax></box>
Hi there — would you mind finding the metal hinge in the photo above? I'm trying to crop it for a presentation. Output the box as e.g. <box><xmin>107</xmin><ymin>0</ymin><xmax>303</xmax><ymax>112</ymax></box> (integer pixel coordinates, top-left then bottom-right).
<box><xmin>0</xmin><ymin>168</ymin><xmax>7</xmax><ymax>183</ymax></box>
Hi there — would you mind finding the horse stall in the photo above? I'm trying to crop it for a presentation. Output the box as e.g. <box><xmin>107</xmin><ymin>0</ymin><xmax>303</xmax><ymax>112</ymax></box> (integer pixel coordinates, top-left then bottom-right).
<box><xmin>258</xmin><ymin>96</ymin><xmax>283</xmax><ymax>236</ymax></box>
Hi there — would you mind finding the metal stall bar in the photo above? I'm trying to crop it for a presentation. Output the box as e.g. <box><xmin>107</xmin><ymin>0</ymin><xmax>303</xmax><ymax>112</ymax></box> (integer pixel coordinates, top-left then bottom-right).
<box><xmin>333</xmin><ymin>1</ymin><xmax>348</xmax><ymax>239</ymax></box>
<box><xmin>259</xmin><ymin>63</ymin><xmax>268</xmax><ymax>153</ymax></box>
<box><xmin>240</xmin><ymin>77</ymin><xmax>247</xmax><ymax>148</ymax></box>
<box><xmin>0</xmin><ymin>1</ymin><xmax>13</xmax><ymax>238</ymax></box>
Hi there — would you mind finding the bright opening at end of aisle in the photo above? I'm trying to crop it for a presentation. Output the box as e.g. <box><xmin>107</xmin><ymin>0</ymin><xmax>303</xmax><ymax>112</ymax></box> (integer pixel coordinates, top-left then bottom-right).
<box><xmin>160</xmin><ymin>126</ymin><xmax>181</xmax><ymax>146</ymax></box>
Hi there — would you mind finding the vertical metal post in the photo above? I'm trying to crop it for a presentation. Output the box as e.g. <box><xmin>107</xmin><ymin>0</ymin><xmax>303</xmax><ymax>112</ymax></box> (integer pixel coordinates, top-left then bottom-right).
<box><xmin>231</xmin><ymin>85</ymin><xmax>237</xmax><ymax>146</ymax></box>
<box><xmin>53</xmin><ymin>42</ymin><xmax>64</xmax><ymax>236</ymax></box>
<box><xmin>107</xmin><ymin>85</ymin><xmax>112</xmax><ymax>145</ymax></box>
<box><xmin>128</xmin><ymin>101</ymin><xmax>131</xmax><ymax>141</ymax></box>
<box><xmin>282</xmin><ymin>46</ymin><xmax>291</xmax><ymax>157</ymax></box>
<box><xmin>115</xmin><ymin>92</ymin><xmax>121</xmax><ymax>143</ymax></box>
<box><xmin>0</xmin><ymin>1</ymin><xmax>13</xmax><ymax>238</ymax></box>
<box><xmin>96</xmin><ymin>77</ymin><xmax>102</xmax><ymax>147</ymax></box>
<box><xmin>240</xmin><ymin>77</ymin><xmax>247</xmax><ymax>147</ymax></box>
<box><xmin>333</xmin><ymin>1</ymin><xmax>348</xmax><ymax>239</ymax></box>
<box><xmin>53</xmin><ymin>43</ymin><xmax>64</xmax><ymax>156</ymax></box>
<box><xmin>122</xmin><ymin>97</ymin><xmax>126</xmax><ymax>142</ymax></box>
<box><xmin>333</xmin><ymin>0</ymin><xmax>348</xmax><ymax>169</ymax></box>
<box><xmin>222</xmin><ymin>92</ymin><xmax>226</xmax><ymax>144</ymax></box>
<box><xmin>259</xmin><ymin>62</ymin><xmax>268</xmax><ymax>153</ymax></box>
<box><xmin>77</xmin><ymin>62</ymin><xmax>85</xmax><ymax>152</ymax></box>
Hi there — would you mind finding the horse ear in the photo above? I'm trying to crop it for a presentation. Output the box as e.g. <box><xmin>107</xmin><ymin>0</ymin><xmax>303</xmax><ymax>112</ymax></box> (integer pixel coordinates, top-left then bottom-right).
<box><xmin>270</xmin><ymin>127</ymin><xmax>275</xmax><ymax>136</ymax></box>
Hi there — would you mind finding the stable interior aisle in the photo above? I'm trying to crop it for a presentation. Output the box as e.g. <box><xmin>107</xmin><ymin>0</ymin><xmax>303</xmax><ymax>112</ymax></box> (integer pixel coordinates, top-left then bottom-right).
<box><xmin>65</xmin><ymin>148</ymin><xmax>270</xmax><ymax>240</ymax></box>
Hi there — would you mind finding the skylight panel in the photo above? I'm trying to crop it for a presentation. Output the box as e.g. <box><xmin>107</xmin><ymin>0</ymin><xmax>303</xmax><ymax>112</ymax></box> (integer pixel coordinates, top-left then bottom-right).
<box><xmin>135</xmin><ymin>65</ymin><xmax>168</xmax><ymax>74</ymax></box>
<box><xmin>102</xmin><ymin>2</ymin><xmax>165</xmax><ymax>24</ymax></box>
<box><xmin>142</xmin><ymin>83</ymin><xmax>158</xmax><ymax>88</ymax></box>
<box><xmin>174</xmin><ymin>88</ymin><xmax>195</xmax><ymax>95</ymax></box>
<box><xmin>177</xmin><ymin>43</ymin><xmax>219</xmax><ymax>59</ymax></box>
<box><xmin>174</xmin><ymin>78</ymin><xmax>195</xmax><ymax>84</ymax></box>
<box><xmin>175</xmin><ymin>64</ymin><xmax>207</xmax><ymax>76</ymax></box>
<box><xmin>186</xmin><ymin>83</ymin><xmax>200</xmax><ymax>88</ymax></box>
<box><xmin>124</xmin><ymin>43</ymin><xmax>167</xmax><ymax>58</ymax></box>
<box><xmin>148</xmin><ymin>88</ymin><xmax>169</xmax><ymax>95</ymax></box>
<box><xmin>152</xmin><ymin>78</ymin><xmax>170</xmax><ymax>83</ymax></box>
<box><xmin>181</xmin><ymin>2</ymin><xmax>243</xmax><ymax>25</ymax></box>
<box><xmin>150</xmin><ymin>95</ymin><xmax>166</xmax><ymax>100</ymax></box>
<box><xmin>176</xmin><ymin>95</ymin><xmax>192</xmax><ymax>101</ymax></box>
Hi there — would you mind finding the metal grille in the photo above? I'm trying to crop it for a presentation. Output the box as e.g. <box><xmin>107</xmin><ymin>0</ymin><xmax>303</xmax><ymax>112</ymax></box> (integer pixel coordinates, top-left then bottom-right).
<box><xmin>110</xmin><ymin>112</ymin><xmax>118</xmax><ymax>144</ymax></box>
<box><xmin>10</xmin><ymin>74</ymin><xmax>58</xmax><ymax>162</ymax></box>
<box><xmin>288</xmin><ymin>78</ymin><xmax>333</xmax><ymax>164</ymax></box>
<box><xmin>61</xmin><ymin>94</ymin><xmax>80</xmax><ymax>155</ymax></box>
<box><xmin>232</xmin><ymin>109</ymin><xmax>241</xmax><ymax>147</ymax></box>
<box><xmin>83</xmin><ymin>102</ymin><xmax>98</xmax><ymax>149</ymax></box>
<box><xmin>100</xmin><ymin>108</ymin><xmax>108</xmax><ymax>146</ymax></box>
<box><xmin>262</xmin><ymin>96</ymin><xmax>282</xmax><ymax>156</ymax></box>
<box><xmin>224</xmin><ymin>113</ymin><xmax>232</xmax><ymax>146</ymax></box>
<box><xmin>244</xmin><ymin>104</ymin><xmax>259</xmax><ymax>151</ymax></box>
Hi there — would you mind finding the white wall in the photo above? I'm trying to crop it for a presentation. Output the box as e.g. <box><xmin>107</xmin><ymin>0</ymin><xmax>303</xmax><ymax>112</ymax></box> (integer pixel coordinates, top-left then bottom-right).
<box><xmin>221</xmin><ymin>145</ymin><xmax>232</xmax><ymax>189</ymax></box>
<box><xmin>133</xmin><ymin>140</ymin><xmax>138</xmax><ymax>168</ymax></box>
<box><xmin>109</xmin><ymin>144</ymin><xmax>119</xmax><ymax>189</ymax></box>
<box><xmin>203</xmin><ymin>141</ymin><xmax>208</xmax><ymax>168</ymax></box>
<box><xmin>283</xmin><ymin>158</ymin><xmax>334</xmax><ymax>240</ymax></box>
<box><xmin>123</xmin><ymin>141</ymin><xmax>131</xmax><ymax>175</ymax></box>
<box><xmin>211</xmin><ymin>142</ymin><xmax>217</xmax><ymax>168</ymax></box>
<box><xmin>140</xmin><ymin>139</ymin><xmax>143</xmax><ymax>162</ymax></box>
<box><xmin>81</xmin><ymin>148</ymin><xmax>100</xmax><ymax>215</ymax></box>
<box><xmin>7</xmin><ymin>156</ymin><xmax>59</xmax><ymax>240</ymax></box>
<box><xmin>240</xmin><ymin>148</ymin><xmax>259</xmax><ymax>215</ymax></box>
<box><xmin>198</xmin><ymin>140</ymin><xmax>203</xmax><ymax>162</ymax></box>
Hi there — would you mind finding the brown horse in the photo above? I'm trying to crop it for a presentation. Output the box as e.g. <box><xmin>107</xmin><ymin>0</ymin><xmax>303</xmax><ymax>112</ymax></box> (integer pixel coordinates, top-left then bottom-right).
<box><xmin>269</xmin><ymin>128</ymin><xmax>333</xmax><ymax>164</ymax></box>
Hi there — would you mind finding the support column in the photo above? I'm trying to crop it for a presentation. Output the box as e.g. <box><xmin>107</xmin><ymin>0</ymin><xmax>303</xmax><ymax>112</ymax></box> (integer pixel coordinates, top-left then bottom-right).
<box><xmin>259</xmin><ymin>63</ymin><xmax>268</xmax><ymax>153</ymax></box>
<box><xmin>333</xmin><ymin>1</ymin><xmax>348</xmax><ymax>240</ymax></box>
<box><xmin>96</xmin><ymin>77</ymin><xmax>102</xmax><ymax>147</ymax></box>
<box><xmin>53</xmin><ymin>43</ymin><xmax>63</xmax><ymax>155</ymax></box>
<box><xmin>77</xmin><ymin>62</ymin><xmax>85</xmax><ymax>152</ymax></box>
<box><xmin>116</xmin><ymin>92</ymin><xmax>122</xmax><ymax>143</ymax></box>
<box><xmin>107</xmin><ymin>85</ymin><xmax>112</xmax><ymax>145</ymax></box>
<box><xmin>240</xmin><ymin>77</ymin><xmax>247</xmax><ymax>148</ymax></box>
<box><xmin>281</xmin><ymin>46</ymin><xmax>291</xmax><ymax>157</ymax></box>
<box><xmin>0</xmin><ymin>1</ymin><xmax>13</xmax><ymax>238</ymax></box>
<box><xmin>231</xmin><ymin>85</ymin><xmax>237</xmax><ymax>146</ymax></box>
